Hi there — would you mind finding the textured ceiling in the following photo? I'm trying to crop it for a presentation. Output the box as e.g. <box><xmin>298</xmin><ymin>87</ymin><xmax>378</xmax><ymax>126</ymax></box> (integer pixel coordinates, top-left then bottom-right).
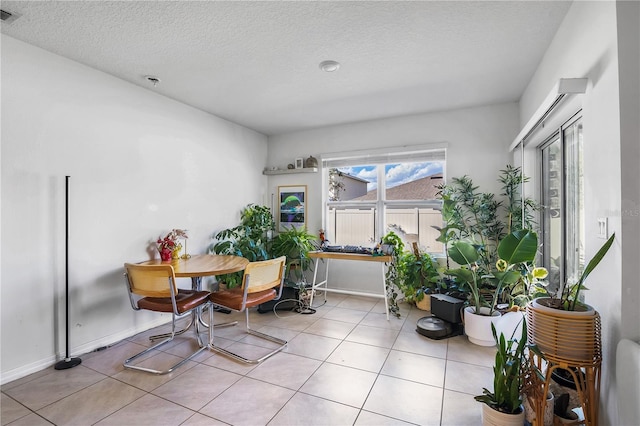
<box><xmin>1</xmin><ymin>1</ymin><xmax>571</xmax><ymax>136</ymax></box>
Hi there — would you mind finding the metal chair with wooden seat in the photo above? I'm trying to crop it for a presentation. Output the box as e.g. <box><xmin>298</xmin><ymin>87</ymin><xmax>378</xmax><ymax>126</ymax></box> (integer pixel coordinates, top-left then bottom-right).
<box><xmin>208</xmin><ymin>256</ymin><xmax>287</xmax><ymax>364</ymax></box>
<box><xmin>123</xmin><ymin>263</ymin><xmax>210</xmax><ymax>374</ymax></box>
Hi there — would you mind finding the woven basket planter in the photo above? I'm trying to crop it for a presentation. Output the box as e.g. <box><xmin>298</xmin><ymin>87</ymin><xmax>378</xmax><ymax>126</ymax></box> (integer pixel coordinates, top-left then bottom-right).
<box><xmin>415</xmin><ymin>294</ymin><xmax>431</xmax><ymax>311</ymax></box>
<box><xmin>526</xmin><ymin>298</ymin><xmax>601</xmax><ymax>365</ymax></box>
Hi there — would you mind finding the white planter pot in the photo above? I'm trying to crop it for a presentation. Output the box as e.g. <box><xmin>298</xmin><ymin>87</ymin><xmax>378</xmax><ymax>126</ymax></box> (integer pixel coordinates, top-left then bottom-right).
<box><xmin>494</xmin><ymin>310</ymin><xmax>525</xmax><ymax>341</ymax></box>
<box><xmin>481</xmin><ymin>404</ymin><xmax>525</xmax><ymax>426</ymax></box>
<box><xmin>464</xmin><ymin>306</ymin><xmax>501</xmax><ymax>346</ymax></box>
<box><xmin>524</xmin><ymin>392</ymin><xmax>554</xmax><ymax>426</ymax></box>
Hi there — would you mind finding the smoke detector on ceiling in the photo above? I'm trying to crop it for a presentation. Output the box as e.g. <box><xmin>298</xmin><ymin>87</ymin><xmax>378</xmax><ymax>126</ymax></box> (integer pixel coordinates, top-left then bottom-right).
<box><xmin>319</xmin><ymin>60</ymin><xmax>340</xmax><ymax>72</ymax></box>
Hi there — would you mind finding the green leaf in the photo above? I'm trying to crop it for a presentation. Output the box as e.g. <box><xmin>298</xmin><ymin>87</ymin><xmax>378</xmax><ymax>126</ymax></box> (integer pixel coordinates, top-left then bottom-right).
<box><xmin>497</xmin><ymin>229</ymin><xmax>538</xmax><ymax>264</ymax></box>
<box><xmin>569</xmin><ymin>233</ymin><xmax>615</xmax><ymax>310</ymax></box>
<box><xmin>446</xmin><ymin>268</ymin><xmax>474</xmax><ymax>283</ymax></box>
<box><xmin>492</xmin><ymin>270</ymin><xmax>521</xmax><ymax>285</ymax></box>
<box><xmin>448</xmin><ymin>241</ymin><xmax>479</xmax><ymax>265</ymax></box>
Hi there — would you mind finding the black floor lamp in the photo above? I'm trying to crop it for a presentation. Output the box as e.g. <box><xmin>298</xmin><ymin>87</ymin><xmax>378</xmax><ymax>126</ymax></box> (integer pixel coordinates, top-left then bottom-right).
<box><xmin>55</xmin><ymin>175</ymin><xmax>82</xmax><ymax>370</ymax></box>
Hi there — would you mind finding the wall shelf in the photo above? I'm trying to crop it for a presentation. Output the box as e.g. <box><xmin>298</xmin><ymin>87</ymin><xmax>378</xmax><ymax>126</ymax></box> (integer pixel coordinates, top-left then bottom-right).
<box><xmin>263</xmin><ymin>167</ymin><xmax>318</xmax><ymax>175</ymax></box>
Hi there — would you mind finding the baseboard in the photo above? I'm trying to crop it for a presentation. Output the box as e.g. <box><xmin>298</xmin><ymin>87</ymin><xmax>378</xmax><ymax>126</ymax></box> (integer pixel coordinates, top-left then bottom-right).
<box><xmin>69</xmin><ymin>317</ymin><xmax>170</xmax><ymax>358</ymax></box>
<box><xmin>0</xmin><ymin>355</ymin><xmax>58</xmax><ymax>386</ymax></box>
<box><xmin>0</xmin><ymin>317</ymin><xmax>171</xmax><ymax>386</ymax></box>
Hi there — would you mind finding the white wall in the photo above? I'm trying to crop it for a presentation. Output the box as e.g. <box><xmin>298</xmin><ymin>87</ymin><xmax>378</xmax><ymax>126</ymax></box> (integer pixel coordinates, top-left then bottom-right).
<box><xmin>616</xmin><ymin>0</ymin><xmax>640</xmax><ymax>343</ymax></box>
<box><xmin>0</xmin><ymin>36</ymin><xmax>268</xmax><ymax>383</ymax></box>
<box><xmin>518</xmin><ymin>2</ymin><xmax>638</xmax><ymax>423</ymax></box>
<box><xmin>267</xmin><ymin>103</ymin><xmax>518</xmax><ymax>292</ymax></box>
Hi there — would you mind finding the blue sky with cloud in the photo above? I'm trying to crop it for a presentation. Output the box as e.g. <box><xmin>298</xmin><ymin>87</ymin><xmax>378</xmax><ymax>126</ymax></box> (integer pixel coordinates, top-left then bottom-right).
<box><xmin>339</xmin><ymin>161</ymin><xmax>443</xmax><ymax>191</ymax></box>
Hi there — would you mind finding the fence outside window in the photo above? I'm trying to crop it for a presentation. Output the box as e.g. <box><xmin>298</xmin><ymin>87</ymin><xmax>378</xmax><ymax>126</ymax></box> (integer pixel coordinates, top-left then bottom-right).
<box><xmin>326</xmin><ymin>207</ymin><xmax>444</xmax><ymax>254</ymax></box>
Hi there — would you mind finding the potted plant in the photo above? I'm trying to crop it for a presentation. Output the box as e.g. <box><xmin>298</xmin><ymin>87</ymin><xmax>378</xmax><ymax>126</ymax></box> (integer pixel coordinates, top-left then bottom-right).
<box><xmin>525</xmin><ymin>233</ymin><xmax>615</xmax><ymax>426</ymax></box>
<box><xmin>157</xmin><ymin>228</ymin><xmax>188</xmax><ymax>261</ymax></box>
<box><xmin>270</xmin><ymin>225</ymin><xmax>318</xmax><ymax>283</ymax></box>
<box><xmin>530</xmin><ymin>233</ymin><xmax>615</xmax><ymax>312</ymax></box>
<box><xmin>434</xmin><ymin>166</ymin><xmax>541</xmax><ymax>346</ymax></box>
<box><xmin>447</xmin><ymin>229</ymin><xmax>540</xmax><ymax>346</ymax></box>
<box><xmin>209</xmin><ymin>204</ymin><xmax>275</xmax><ymax>287</ymax></box>
<box><xmin>380</xmin><ymin>230</ymin><xmax>405</xmax><ymax>318</ymax></box>
<box><xmin>397</xmin><ymin>246</ymin><xmax>441</xmax><ymax>311</ymax></box>
<box><xmin>526</xmin><ymin>233</ymin><xmax>615</xmax><ymax>361</ymax></box>
<box><xmin>475</xmin><ymin>320</ymin><xmax>532</xmax><ymax>425</ymax></box>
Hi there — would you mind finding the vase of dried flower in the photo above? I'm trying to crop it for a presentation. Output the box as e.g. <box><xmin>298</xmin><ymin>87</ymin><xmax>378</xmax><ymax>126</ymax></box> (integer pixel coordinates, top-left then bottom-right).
<box><xmin>159</xmin><ymin>248</ymin><xmax>172</xmax><ymax>262</ymax></box>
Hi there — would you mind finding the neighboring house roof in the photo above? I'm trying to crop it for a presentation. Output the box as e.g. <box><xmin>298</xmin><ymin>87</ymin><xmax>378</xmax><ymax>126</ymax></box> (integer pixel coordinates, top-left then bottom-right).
<box><xmin>352</xmin><ymin>173</ymin><xmax>443</xmax><ymax>201</ymax></box>
<box><xmin>339</xmin><ymin>172</ymin><xmax>369</xmax><ymax>184</ymax></box>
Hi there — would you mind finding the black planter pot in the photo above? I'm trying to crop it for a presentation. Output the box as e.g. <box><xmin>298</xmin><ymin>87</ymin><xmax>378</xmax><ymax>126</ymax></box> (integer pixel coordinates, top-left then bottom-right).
<box><xmin>551</xmin><ymin>367</ymin><xmax>584</xmax><ymax>390</ymax></box>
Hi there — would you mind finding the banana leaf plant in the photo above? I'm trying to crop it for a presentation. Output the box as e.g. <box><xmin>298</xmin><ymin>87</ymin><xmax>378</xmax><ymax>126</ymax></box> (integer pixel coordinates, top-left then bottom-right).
<box><xmin>447</xmin><ymin>229</ymin><xmax>539</xmax><ymax>315</ymax></box>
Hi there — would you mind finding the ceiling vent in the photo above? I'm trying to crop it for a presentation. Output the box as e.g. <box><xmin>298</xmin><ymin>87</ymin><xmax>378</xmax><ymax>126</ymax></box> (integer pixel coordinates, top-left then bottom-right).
<box><xmin>1</xmin><ymin>9</ymin><xmax>20</xmax><ymax>24</ymax></box>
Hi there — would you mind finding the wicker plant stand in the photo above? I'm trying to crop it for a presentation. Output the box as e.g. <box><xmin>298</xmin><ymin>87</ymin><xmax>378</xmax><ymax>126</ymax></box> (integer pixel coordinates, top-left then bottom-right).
<box><xmin>526</xmin><ymin>301</ymin><xmax>602</xmax><ymax>426</ymax></box>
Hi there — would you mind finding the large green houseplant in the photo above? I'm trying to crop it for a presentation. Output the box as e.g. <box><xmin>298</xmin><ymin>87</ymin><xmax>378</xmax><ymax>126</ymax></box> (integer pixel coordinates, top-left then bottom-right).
<box><xmin>270</xmin><ymin>225</ymin><xmax>318</xmax><ymax>283</ymax></box>
<box><xmin>435</xmin><ymin>166</ymin><xmax>541</xmax><ymax>316</ymax></box>
<box><xmin>447</xmin><ymin>229</ymin><xmax>540</xmax><ymax>346</ymax></box>
<box><xmin>436</xmin><ymin>165</ymin><xmax>538</xmax><ymax>274</ymax></box>
<box><xmin>447</xmin><ymin>229</ymin><xmax>539</xmax><ymax>317</ymax></box>
<box><xmin>397</xmin><ymin>249</ymin><xmax>441</xmax><ymax>307</ymax></box>
<box><xmin>209</xmin><ymin>204</ymin><xmax>275</xmax><ymax>287</ymax></box>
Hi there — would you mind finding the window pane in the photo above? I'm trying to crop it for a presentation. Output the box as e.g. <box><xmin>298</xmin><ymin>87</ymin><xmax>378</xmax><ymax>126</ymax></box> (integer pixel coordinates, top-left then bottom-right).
<box><xmin>329</xmin><ymin>165</ymin><xmax>377</xmax><ymax>201</ymax></box>
<box><xmin>539</xmin><ymin>116</ymin><xmax>583</xmax><ymax>295</ymax></box>
<box><xmin>564</xmin><ymin>119</ymin><xmax>584</xmax><ymax>284</ymax></box>
<box><xmin>385</xmin><ymin>207</ymin><xmax>444</xmax><ymax>253</ymax></box>
<box><xmin>385</xmin><ymin>162</ymin><xmax>443</xmax><ymax>200</ymax></box>
<box><xmin>325</xmin><ymin>159</ymin><xmax>444</xmax><ymax>253</ymax></box>
<box><xmin>326</xmin><ymin>207</ymin><xmax>376</xmax><ymax>245</ymax></box>
<box><xmin>542</xmin><ymin>137</ymin><xmax>563</xmax><ymax>291</ymax></box>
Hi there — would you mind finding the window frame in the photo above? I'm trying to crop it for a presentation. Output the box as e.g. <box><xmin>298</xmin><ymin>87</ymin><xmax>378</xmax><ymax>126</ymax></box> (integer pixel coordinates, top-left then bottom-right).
<box><xmin>537</xmin><ymin>112</ymin><xmax>584</xmax><ymax>292</ymax></box>
<box><xmin>321</xmin><ymin>144</ymin><xmax>446</xmax><ymax>252</ymax></box>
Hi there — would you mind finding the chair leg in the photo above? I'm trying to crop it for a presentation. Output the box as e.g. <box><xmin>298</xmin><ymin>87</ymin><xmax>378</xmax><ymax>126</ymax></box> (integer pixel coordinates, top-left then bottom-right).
<box><xmin>148</xmin><ymin>317</ymin><xmax>192</xmax><ymax>341</ymax></box>
<box><xmin>150</xmin><ymin>305</ymin><xmax>237</xmax><ymax>341</ymax></box>
<box><xmin>208</xmin><ymin>308</ymin><xmax>287</xmax><ymax>365</ymax></box>
<box><xmin>125</xmin><ymin>307</ymin><xmax>208</xmax><ymax>375</ymax></box>
<box><xmin>200</xmin><ymin>304</ymin><xmax>238</xmax><ymax>329</ymax></box>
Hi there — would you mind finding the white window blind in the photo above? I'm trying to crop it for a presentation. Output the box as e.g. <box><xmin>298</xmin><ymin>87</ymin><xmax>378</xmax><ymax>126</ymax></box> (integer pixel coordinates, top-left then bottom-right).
<box><xmin>322</xmin><ymin>143</ymin><xmax>447</xmax><ymax>168</ymax></box>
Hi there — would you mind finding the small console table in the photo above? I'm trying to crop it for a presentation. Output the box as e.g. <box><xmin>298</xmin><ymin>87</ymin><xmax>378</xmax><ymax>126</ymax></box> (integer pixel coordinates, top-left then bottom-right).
<box><xmin>308</xmin><ymin>251</ymin><xmax>392</xmax><ymax>320</ymax></box>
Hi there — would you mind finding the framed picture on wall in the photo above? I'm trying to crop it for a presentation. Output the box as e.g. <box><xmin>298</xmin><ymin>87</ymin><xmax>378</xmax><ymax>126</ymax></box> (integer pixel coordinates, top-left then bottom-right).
<box><xmin>278</xmin><ymin>185</ymin><xmax>307</xmax><ymax>231</ymax></box>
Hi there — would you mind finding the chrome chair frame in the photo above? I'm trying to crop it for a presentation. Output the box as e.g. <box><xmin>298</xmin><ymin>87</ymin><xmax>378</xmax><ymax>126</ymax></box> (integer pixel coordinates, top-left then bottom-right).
<box><xmin>208</xmin><ymin>257</ymin><xmax>288</xmax><ymax>364</ymax></box>
<box><xmin>123</xmin><ymin>263</ymin><xmax>210</xmax><ymax>375</ymax></box>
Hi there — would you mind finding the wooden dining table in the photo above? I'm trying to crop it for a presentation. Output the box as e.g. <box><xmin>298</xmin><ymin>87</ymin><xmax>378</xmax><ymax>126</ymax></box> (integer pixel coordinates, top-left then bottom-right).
<box><xmin>139</xmin><ymin>254</ymin><xmax>249</xmax><ymax>290</ymax></box>
<box><xmin>138</xmin><ymin>254</ymin><xmax>249</xmax><ymax>338</ymax></box>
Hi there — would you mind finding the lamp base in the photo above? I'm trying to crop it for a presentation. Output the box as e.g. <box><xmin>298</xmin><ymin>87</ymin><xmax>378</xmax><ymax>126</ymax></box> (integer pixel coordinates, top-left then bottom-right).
<box><xmin>54</xmin><ymin>357</ymin><xmax>82</xmax><ymax>370</ymax></box>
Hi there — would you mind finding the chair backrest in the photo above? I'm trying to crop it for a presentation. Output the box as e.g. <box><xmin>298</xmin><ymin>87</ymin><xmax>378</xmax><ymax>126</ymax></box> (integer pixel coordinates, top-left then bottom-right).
<box><xmin>242</xmin><ymin>256</ymin><xmax>286</xmax><ymax>293</ymax></box>
<box><xmin>124</xmin><ymin>263</ymin><xmax>177</xmax><ymax>298</ymax></box>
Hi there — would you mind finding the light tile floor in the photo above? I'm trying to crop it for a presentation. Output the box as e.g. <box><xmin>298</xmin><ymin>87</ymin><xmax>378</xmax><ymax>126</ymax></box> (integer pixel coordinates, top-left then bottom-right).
<box><xmin>1</xmin><ymin>294</ymin><xmax>496</xmax><ymax>425</ymax></box>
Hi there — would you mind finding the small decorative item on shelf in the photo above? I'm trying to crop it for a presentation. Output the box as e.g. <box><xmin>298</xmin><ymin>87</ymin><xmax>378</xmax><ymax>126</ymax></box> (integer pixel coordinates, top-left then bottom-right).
<box><xmin>295</xmin><ymin>158</ymin><xmax>304</xmax><ymax>169</ymax></box>
<box><xmin>156</xmin><ymin>229</ymin><xmax>188</xmax><ymax>262</ymax></box>
<box><xmin>305</xmin><ymin>156</ymin><xmax>318</xmax><ymax>168</ymax></box>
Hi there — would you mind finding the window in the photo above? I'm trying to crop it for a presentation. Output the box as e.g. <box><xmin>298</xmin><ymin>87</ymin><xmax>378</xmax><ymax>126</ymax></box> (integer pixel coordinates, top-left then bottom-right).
<box><xmin>323</xmin><ymin>145</ymin><xmax>446</xmax><ymax>253</ymax></box>
<box><xmin>539</xmin><ymin>115</ymin><xmax>584</xmax><ymax>292</ymax></box>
